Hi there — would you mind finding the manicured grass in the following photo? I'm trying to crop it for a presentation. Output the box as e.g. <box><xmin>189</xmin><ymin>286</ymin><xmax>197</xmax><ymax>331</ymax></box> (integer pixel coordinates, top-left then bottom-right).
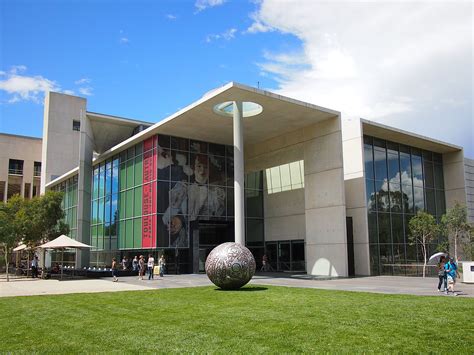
<box><xmin>0</xmin><ymin>286</ymin><xmax>472</xmax><ymax>353</ymax></box>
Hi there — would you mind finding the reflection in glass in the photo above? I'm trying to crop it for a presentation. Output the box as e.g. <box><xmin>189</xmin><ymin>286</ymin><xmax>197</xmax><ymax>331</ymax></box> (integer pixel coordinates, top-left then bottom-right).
<box><xmin>366</xmin><ymin>179</ymin><xmax>376</xmax><ymax>212</ymax></box>
<box><xmin>364</xmin><ymin>145</ymin><xmax>374</xmax><ymax>179</ymax></box>
<box><xmin>391</xmin><ymin>214</ymin><xmax>404</xmax><ymax>243</ymax></box>
<box><xmin>374</xmin><ymin>148</ymin><xmax>387</xmax><ymax>181</ymax></box>
<box><xmin>378</xmin><ymin>213</ymin><xmax>391</xmax><ymax>243</ymax></box>
<box><xmin>411</xmin><ymin>155</ymin><xmax>423</xmax><ymax>187</ymax></box>
<box><xmin>413</xmin><ymin>186</ymin><xmax>424</xmax><ymax>212</ymax></box>
<box><xmin>387</xmin><ymin>151</ymin><xmax>399</xmax><ymax>182</ymax></box>
<box><xmin>368</xmin><ymin>213</ymin><xmax>378</xmax><ymax>243</ymax></box>
<box><xmin>112</xmin><ymin>159</ymin><xmax>119</xmax><ymax>194</ymax></box>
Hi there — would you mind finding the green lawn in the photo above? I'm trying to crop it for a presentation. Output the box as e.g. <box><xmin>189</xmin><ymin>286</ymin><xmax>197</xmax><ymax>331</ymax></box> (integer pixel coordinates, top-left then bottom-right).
<box><xmin>0</xmin><ymin>286</ymin><xmax>472</xmax><ymax>353</ymax></box>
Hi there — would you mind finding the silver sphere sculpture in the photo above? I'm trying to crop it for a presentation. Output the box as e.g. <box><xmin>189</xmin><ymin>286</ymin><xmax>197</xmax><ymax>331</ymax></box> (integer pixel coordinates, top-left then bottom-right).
<box><xmin>205</xmin><ymin>242</ymin><xmax>256</xmax><ymax>290</ymax></box>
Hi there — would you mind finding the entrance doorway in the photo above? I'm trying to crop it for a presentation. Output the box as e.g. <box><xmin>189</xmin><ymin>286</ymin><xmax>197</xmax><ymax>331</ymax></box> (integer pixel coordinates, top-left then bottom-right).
<box><xmin>197</xmin><ymin>220</ymin><xmax>233</xmax><ymax>272</ymax></box>
<box><xmin>264</xmin><ymin>240</ymin><xmax>305</xmax><ymax>272</ymax></box>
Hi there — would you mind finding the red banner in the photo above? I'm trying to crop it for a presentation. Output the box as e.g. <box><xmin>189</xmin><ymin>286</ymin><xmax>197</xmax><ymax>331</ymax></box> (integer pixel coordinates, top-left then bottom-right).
<box><xmin>142</xmin><ymin>136</ymin><xmax>157</xmax><ymax>248</ymax></box>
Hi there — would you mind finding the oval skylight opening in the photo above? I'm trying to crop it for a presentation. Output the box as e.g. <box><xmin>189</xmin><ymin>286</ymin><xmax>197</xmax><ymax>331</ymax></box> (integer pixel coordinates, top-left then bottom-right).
<box><xmin>213</xmin><ymin>101</ymin><xmax>263</xmax><ymax>118</ymax></box>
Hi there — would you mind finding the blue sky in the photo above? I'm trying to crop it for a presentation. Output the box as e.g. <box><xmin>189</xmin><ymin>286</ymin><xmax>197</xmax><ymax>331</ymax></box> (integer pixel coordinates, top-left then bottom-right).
<box><xmin>1</xmin><ymin>0</ymin><xmax>472</xmax><ymax>156</ymax></box>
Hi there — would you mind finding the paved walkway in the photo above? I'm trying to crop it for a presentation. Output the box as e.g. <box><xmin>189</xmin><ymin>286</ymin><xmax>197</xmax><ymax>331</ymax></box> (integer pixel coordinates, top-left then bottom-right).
<box><xmin>1</xmin><ymin>273</ymin><xmax>473</xmax><ymax>298</ymax></box>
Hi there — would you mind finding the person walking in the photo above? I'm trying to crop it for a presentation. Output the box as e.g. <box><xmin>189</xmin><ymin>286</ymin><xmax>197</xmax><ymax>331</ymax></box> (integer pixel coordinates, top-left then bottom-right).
<box><xmin>261</xmin><ymin>254</ymin><xmax>268</xmax><ymax>272</ymax></box>
<box><xmin>31</xmin><ymin>256</ymin><xmax>39</xmax><ymax>278</ymax></box>
<box><xmin>159</xmin><ymin>255</ymin><xmax>166</xmax><ymax>277</ymax></box>
<box><xmin>147</xmin><ymin>254</ymin><xmax>155</xmax><ymax>280</ymax></box>
<box><xmin>138</xmin><ymin>255</ymin><xmax>145</xmax><ymax>280</ymax></box>
<box><xmin>445</xmin><ymin>257</ymin><xmax>460</xmax><ymax>295</ymax></box>
<box><xmin>437</xmin><ymin>256</ymin><xmax>447</xmax><ymax>292</ymax></box>
<box><xmin>132</xmin><ymin>255</ymin><xmax>139</xmax><ymax>273</ymax></box>
<box><xmin>111</xmin><ymin>258</ymin><xmax>118</xmax><ymax>282</ymax></box>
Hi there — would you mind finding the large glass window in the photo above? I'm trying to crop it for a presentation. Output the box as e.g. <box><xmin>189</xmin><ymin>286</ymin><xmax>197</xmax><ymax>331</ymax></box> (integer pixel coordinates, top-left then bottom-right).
<box><xmin>363</xmin><ymin>135</ymin><xmax>446</xmax><ymax>276</ymax></box>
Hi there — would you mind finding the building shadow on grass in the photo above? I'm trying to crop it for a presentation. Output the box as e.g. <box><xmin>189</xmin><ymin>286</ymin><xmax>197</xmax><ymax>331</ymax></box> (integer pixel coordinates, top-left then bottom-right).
<box><xmin>215</xmin><ymin>286</ymin><xmax>268</xmax><ymax>292</ymax></box>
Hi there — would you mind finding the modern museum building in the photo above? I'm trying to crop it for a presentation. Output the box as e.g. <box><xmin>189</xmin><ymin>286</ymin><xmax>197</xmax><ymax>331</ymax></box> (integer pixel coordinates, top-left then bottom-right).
<box><xmin>41</xmin><ymin>82</ymin><xmax>473</xmax><ymax>277</ymax></box>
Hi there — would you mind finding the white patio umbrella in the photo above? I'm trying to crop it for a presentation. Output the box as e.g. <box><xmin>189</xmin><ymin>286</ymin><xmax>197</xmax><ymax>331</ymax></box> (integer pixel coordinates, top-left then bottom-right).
<box><xmin>13</xmin><ymin>243</ymin><xmax>33</xmax><ymax>276</ymax></box>
<box><xmin>39</xmin><ymin>235</ymin><xmax>92</xmax><ymax>280</ymax></box>
<box><xmin>13</xmin><ymin>244</ymin><xmax>29</xmax><ymax>252</ymax></box>
<box><xmin>428</xmin><ymin>252</ymin><xmax>448</xmax><ymax>264</ymax></box>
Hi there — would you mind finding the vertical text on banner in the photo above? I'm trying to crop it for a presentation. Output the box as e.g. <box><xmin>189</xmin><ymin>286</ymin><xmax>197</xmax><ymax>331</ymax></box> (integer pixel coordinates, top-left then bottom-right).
<box><xmin>142</xmin><ymin>136</ymin><xmax>157</xmax><ymax>248</ymax></box>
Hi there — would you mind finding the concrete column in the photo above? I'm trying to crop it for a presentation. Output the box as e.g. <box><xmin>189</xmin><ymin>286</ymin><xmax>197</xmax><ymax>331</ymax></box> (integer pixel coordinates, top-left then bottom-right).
<box><xmin>303</xmin><ymin>117</ymin><xmax>348</xmax><ymax>277</ymax></box>
<box><xmin>76</xmin><ymin>109</ymin><xmax>93</xmax><ymax>268</ymax></box>
<box><xmin>233</xmin><ymin>101</ymin><xmax>245</xmax><ymax>245</ymax></box>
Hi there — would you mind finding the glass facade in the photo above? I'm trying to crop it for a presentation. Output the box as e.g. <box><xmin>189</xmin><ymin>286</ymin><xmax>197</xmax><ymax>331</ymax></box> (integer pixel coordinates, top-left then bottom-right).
<box><xmin>84</xmin><ymin>133</ymin><xmax>264</xmax><ymax>269</ymax></box>
<box><xmin>364</xmin><ymin>135</ymin><xmax>446</xmax><ymax>276</ymax></box>
<box><xmin>53</xmin><ymin>175</ymin><xmax>78</xmax><ymax>240</ymax></box>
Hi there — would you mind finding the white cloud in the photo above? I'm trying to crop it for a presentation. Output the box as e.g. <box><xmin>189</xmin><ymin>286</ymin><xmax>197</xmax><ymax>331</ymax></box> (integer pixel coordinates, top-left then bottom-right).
<box><xmin>250</xmin><ymin>0</ymin><xmax>473</xmax><ymax>155</ymax></box>
<box><xmin>195</xmin><ymin>0</ymin><xmax>226</xmax><ymax>12</ymax></box>
<box><xmin>9</xmin><ymin>65</ymin><xmax>27</xmax><ymax>74</ymax></box>
<box><xmin>75</xmin><ymin>78</ymin><xmax>90</xmax><ymax>85</ymax></box>
<box><xmin>206</xmin><ymin>28</ymin><xmax>237</xmax><ymax>42</ymax></box>
<box><xmin>0</xmin><ymin>66</ymin><xmax>61</xmax><ymax>103</ymax></box>
<box><xmin>63</xmin><ymin>90</ymin><xmax>75</xmax><ymax>95</ymax></box>
<box><xmin>166</xmin><ymin>14</ymin><xmax>177</xmax><ymax>20</ymax></box>
<box><xmin>120</xmin><ymin>37</ymin><xmax>129</xmax><ymax>44</ymax></box>
<box><xmin>78</xmin><ymin>87</ymin><xmax>93</xmax><ymax>96</ymax></box>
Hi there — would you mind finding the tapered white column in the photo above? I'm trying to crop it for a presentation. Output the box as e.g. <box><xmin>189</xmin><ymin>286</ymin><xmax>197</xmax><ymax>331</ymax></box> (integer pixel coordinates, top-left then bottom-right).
<box><xmin>233</xmin><ymin>101</ymin><xmax>245</xmax><ymax>245</ymax></box>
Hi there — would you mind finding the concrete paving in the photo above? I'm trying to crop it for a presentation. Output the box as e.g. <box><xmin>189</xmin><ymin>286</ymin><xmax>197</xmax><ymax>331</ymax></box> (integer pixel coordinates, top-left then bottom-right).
<box><xmin>1</xmin><ymin>273</ymin><xmax>473</xmax><ymax>298</ymax></box>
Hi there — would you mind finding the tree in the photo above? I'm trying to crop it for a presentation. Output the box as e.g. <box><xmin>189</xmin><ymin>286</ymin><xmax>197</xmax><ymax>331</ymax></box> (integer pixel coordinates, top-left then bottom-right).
<box><xmin>24</xmin><ymin>191</ymin><xmax>68</xmax><ymax>247</ymax></box>
<box><xmin>409</xmin><ymin>211</ymin><xmax>439</xmax><ymax>278</ymax></box>
<box><xmin>0</xmin><ymin>195</ymin><xmax>25</xmax><ymax>282</ymax></box>
<box><xmin>0</xmin><ymin>192</ymin><xmax>67</xmax><ymax>281</ymax></box>
<box><xmin>441</xmin><ymin>202</ymin><xmax>471</xmax><ymax>260</ymax></box>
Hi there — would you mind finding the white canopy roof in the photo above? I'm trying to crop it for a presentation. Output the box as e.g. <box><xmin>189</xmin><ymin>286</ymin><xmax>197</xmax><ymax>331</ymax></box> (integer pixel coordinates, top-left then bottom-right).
<box><xmin>39</xmin><ymin>235</ymin><xmax>92</xmax><ymax>249</ymax></box>
<box><xmin>13</xmin><ymin>244</ymin><xmax>29</xmax><ymax>252</ymax></box>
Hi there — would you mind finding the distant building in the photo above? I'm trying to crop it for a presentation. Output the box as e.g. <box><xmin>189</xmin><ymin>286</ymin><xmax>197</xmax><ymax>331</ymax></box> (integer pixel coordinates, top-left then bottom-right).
<box><xmin>0</xmin><ymin>133</ymin><xmax>42</xmax><ymax>202</ymax></box>
<box><xmin>40</xmin><ymin>83</ymin><xmax>472</xmax><ymax>276</ymax></box>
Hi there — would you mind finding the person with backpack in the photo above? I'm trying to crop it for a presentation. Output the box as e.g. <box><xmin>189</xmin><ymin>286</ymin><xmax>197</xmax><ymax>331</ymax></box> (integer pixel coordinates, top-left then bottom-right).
<box><xmin>444</xmin><ymin>257</ymin><xmax>460</xmax><ymax>295</ymax></box>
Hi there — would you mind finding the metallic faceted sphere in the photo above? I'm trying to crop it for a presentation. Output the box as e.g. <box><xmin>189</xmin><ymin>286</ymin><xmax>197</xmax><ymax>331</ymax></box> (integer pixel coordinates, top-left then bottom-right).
<box><xmin>205</xmin><ymin>242</ymin><xmax>256</xmax><ymax>290</ymax></box>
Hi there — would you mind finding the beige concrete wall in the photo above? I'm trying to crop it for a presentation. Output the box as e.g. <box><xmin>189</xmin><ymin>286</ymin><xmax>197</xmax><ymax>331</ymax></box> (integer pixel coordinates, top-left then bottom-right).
<box><xmin>246</xmin><ymin>116</ymin><xmax>348</xmax><ymax>276</ymax></box>
<box><xmin>464</xmin><ymin>157</ymin><xmax>474</xmax><ymax>223</ymax></box>
<box><xmin>303</xmin><ymin>117</ymin><xmax>347</xmax><ymax>276</ymax></box>
<box><xmin>342</xmin><ymin>119</ymin><xmax>370</xmax><ymax>275</ymax></box>
<box><xmin>443</xmin><ymin>150</ymin><xmax>467</xmax><ymax>209</ymax></box>
<box><xmin>0</xmin><ymin>133</ymin><xmax>42</xmax><ymax>201</ymax></box>
<box><xmin>246</xmin><ymin>134</ymin><xmax>306</xmax><ymax>244</ymax></box>
<box><xmin>41</xmin><ymin>92</ymin><xmax>86</xmax><ymax>193</ymax></box>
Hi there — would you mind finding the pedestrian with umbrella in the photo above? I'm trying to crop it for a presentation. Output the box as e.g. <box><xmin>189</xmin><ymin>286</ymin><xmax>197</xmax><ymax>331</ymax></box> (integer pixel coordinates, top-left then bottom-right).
<box><xmin>428</xmin><ymin>252</ymin><xmax>448</xmax><ymax>293</ymax></box>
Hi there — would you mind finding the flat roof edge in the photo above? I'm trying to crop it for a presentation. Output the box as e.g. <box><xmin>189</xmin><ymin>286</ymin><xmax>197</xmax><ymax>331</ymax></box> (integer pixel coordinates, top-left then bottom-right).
<box><xmin>45</xmin><ymin>167</ymin><xmax>79</xmax><ymax>188</ymax></box>
<box><xmin>86</xmin><ymin>111</ymin><xmax>154</xmax><ymax>126</ymax></box>
<box><xmin>361</xmin><ymin>119</ymin><xmax>463</xmax><ymax>152</ymax></box>
<box><xmin>0</xmin><ymin>132</ymin><xmax>42</xmax><ymax>141</ymax></box>
<box><xmin>92</xmin><ymin>82</ymin><xmax>341</xmax><ymax>164</ymax></box>
<box><xmin>230</xmin><ymin>82</ymin><xmax>341</xmax><ymax>117</ymax></box>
